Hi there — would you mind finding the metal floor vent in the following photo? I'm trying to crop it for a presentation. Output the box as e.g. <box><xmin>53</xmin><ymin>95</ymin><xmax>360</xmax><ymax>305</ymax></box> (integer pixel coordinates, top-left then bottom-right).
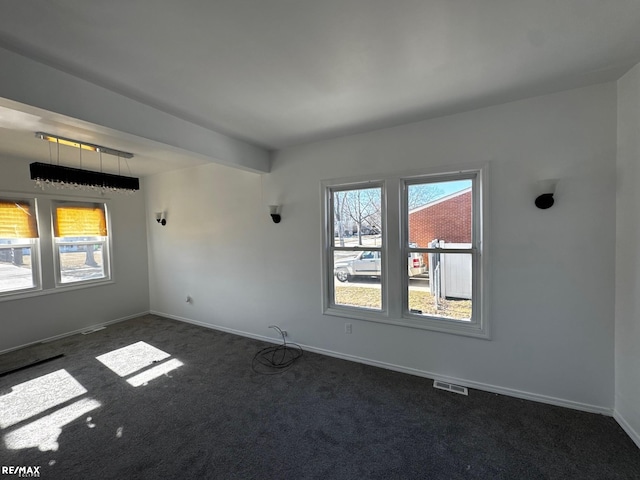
<box><xmin>433</xmin><ymin>380</ymin><xmax>468</xmax><ymax>396</ymax></box>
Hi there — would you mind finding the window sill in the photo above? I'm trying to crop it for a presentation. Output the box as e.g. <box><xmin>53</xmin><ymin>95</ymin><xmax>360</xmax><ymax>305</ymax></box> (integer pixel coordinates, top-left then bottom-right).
<box><xmin>0</xmin><ymin>279</ymin><xmax>114</xmax><ymax>303</ymax></box>
<box><xmin>324</xmin><ymin>305</ymin><xmax>388</xmax><ymax>324</ymax></box>
<box><xmin>324</xmin><ymin>306</ymin><xmax>490</xmax><ymax>339</ymax></box>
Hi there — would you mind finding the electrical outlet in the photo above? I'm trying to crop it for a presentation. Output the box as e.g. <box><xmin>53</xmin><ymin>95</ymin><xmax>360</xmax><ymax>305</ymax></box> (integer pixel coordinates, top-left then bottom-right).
<box><xmin>345</xmin><ymin>323</ymin><xmax>352</xmax><ymax>334</ymax></box>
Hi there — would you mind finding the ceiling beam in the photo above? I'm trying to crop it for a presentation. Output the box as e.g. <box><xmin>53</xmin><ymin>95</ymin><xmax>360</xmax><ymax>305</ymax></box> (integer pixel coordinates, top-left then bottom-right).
<box><xmin>0</xmin><ymin>46</ymin><xmax>270</xmax><ymax>173</ymax></box>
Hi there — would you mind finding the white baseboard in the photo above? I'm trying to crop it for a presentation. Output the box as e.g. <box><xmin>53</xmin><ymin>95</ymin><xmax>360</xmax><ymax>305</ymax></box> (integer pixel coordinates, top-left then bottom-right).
<box><xmin>0</xmin><ymin>311</ymin><xmax>150</xmax><ymax>356</ymax></box>
<box><xmin>151</xmin><ymin>310</ymin><xmax>613</xmax><ymax>416</ymax></box>
<box><xmin>614</xmin><ymin>410</ymin><xmax>640</xmax><ymax>449</ymax></box>
<box><xmin>149</xmin><ymin>310</ymin><xmax>282</xmax><ymax>345</ymax></box>
<box><xmin>298</xmin><ymin>346</ymin><xmax>613</xmax><ymax>416</ymax></box>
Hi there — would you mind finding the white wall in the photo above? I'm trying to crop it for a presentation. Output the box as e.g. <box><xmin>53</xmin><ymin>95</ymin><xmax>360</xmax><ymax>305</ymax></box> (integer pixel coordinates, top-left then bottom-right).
<box><xmin>615</xmin><ymin>63</ymin><xmax>640</xmax><ymax>446</ymax></box>
<box><xmin>0</xmin><ymin>156</ymin><xmax>150</xmax><ymax>352</ymax></box>
<box><xmin>144</xmin><ymin>164</ymin><xmax>267</xmax><ymax>331</ymax></box>
<box><xmin>147</xmin><ymin>82</ymin><xmax>617</xmax><ymax>412</ymax></box>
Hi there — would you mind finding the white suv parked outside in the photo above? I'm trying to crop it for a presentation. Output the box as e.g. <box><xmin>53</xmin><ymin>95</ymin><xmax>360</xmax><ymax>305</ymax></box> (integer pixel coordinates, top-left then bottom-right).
<box><xmin>334</xmin><ymin>246</ymin><xmax>426</xmax><ymax>283</ymax></box>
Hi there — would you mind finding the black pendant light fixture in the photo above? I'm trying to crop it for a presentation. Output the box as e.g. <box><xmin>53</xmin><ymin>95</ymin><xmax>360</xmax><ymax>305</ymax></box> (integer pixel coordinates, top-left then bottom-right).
<box><xmin>30</xmin><ymin>132</ymin><xmax>139</xmax><ymax>193</ymax></box>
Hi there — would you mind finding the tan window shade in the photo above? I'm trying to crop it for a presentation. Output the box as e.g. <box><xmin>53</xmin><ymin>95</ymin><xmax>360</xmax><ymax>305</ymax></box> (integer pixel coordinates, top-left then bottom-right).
<box><xmin>0</xmin><ymin>199</ymin><xmax>39</xmax><ymax>238</ymax></box>
<box><xmin>55</xmin><ymin>205</ymin><xmax>107</xmax><ymax>237</ymax></box>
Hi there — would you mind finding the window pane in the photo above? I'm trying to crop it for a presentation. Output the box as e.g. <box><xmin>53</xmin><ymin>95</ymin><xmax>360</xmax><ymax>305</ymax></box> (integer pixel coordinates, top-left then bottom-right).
<box><xmin>0</xmin><ymin>242</ymin><xmax>36</xmax><ymax>293</ymax></box>
<box><xmin>409</xmin><ymin>253</ymin><xmax>472</xmax><ymax>321</ymax></box>
<box><xmin>58</xmin><ymin>243</ymin><xmax>106</xmax><ymax>283</ymax></box>
<box><xmin>408</xmin><ymin>180</ymin><xmax>472</xmax><ymax>248</ymax></box>
<box><xmin>332</xmin><ymin>187</ymin><xmax>382</xmax><ymax>248</ymax></box>
<box><xmin>333</xmin><ymin>250</ymin><xmax>382</xmax><ymax>310</ymax></box>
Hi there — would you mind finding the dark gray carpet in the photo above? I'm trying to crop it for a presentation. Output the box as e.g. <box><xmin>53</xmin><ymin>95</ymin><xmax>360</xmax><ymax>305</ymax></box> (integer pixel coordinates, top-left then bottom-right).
<box><xmin>1</xmin><ymin>314</ymin><xmax>638</xmax><ymax>479</ymax></box>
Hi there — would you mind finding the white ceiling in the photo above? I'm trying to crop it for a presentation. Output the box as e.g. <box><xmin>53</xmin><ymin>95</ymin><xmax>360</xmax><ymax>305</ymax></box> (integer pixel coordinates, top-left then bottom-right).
<box><xmin>1</xmin><ymin>0</ymin><xmax>640</xmax><ymax>174</ymax></box>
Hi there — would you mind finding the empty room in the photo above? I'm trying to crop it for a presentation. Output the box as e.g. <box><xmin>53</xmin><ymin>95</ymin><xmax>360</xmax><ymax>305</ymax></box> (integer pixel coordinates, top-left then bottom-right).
<box><xmin>1</xmin><ymin>1</ymin><xmax>640</xmax><ymax>478</ymax></box>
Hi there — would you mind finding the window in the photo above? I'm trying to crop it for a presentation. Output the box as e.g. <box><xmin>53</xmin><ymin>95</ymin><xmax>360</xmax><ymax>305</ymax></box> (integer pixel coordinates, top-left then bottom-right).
<box><xmin>328</xmin><ymin>185</ymin><xmax>384</xmax><ymax>312</ymax></box>
<box><xmin>0</xmin><ymin>195</ymin><xmax>114</xmax><ymax>300</ymax></box>
<box><xmin>0</xmin><ymin>198</ymin><xmax>40</xmax><ymax>295</ymax></box>
<box><xmin>323</xmin><ymin>166</ymin><xmax>488</xmax><ymax>338</ymax></box>
<box><xmin>53</xmin><ymin>202</ymin><xmax>111</xmax><ymax>285</ymax></box>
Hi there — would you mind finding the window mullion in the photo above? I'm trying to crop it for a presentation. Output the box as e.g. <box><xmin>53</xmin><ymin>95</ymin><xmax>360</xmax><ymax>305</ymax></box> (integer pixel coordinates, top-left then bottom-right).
<box><xmin>386</xmin><ymin>179</ymin><xmax>402</xmax><ymax>318</ymax></box>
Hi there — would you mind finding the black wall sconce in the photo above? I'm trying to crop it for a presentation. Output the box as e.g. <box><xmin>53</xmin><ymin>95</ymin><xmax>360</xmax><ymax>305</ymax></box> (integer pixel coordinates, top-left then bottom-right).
<box><xmin>155</xmin><ymin>211</ymin><xmax>167</xmax><ymax>226</ymax></box>
<box><xmin>534</xmin><ymin>180</ymin><xmax>557</xmax><ymax>210</ymax></box>
<box><xmin>269</xmin><ymin>205</ymin><xmax>281</xmax><ymax>223</ymax></box>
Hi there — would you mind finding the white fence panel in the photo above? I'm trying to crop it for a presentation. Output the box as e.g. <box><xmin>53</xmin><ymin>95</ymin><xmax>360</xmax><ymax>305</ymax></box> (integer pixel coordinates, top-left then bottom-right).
<box><xmin>441</xmin><ymin>243</ymin><xmax>472</xmax><ymax>299</ymax></box>
<box><xmin>429</xmin><ymin>241</ymin><xmax>472</xmax><ymax>300</ymax></box>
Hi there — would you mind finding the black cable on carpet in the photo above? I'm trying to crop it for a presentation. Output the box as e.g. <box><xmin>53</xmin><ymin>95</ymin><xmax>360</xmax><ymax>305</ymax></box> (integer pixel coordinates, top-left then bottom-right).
<box><xmin>252</xmin><ymin>325</ymin><xmax>302</xmax><ymax>375</ymax></box>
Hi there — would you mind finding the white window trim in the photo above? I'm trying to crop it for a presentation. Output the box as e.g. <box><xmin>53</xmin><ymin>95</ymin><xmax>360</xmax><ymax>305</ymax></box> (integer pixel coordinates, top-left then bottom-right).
<box><xmin>0</xmin><ymin>277</ymin><xmax>116</xmax><ymax>303</ymax></box>
<box><xmin>321</xmin><ymin>164</ymin><xmax>490</xmax><ymax>339</ymax></box>
<box><xmin>52</xmin><ymin>201</ymin><xmax>113</xmax><ymax>287</ymax></box>
<box><xmin>0</xmin><ymin>238</ymin><xmax>42</xmax><ymax>298</ymax></box>
<box><xmin>53</xmin><ymin>238</ymin><xmax>111</xmax><ymax>287</ymax></box>
<box><xmin>322</xmin><ymin>178</ymin><xmax>388</xmax><ymax>317</ymax></box>
<box><xmin>0</xmin><ymin>195</ymin><xmax>42</xmax><ymax>299</ymax></box>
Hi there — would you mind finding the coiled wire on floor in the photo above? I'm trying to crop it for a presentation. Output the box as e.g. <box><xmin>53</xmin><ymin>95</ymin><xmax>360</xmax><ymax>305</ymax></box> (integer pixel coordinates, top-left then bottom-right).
<box><xmin>252</xmin><ymin>325</ymin><xmax>303</xmax><ymax>375</ymax></box>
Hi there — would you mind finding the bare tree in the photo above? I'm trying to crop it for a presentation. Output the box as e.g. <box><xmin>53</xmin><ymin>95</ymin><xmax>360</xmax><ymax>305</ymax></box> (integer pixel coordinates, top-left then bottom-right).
<box><xmin>334</xmin><ymin>184</ymin><xmax>445</xmax><ymax>247</ymax></box>
<box><xmin>338</xmin><ymin>188</ymin><xmax>380</xmax><ymax>246</ymax></box>
<box><xmin>84</xmin><ymin>244</ymin><xmax>98</xmax><ymax>267</ymax></box>
<box><xmin>334</xmin><ymin>191</ymin><xmax>348</xmax><ymax>247</ymax></box>
<box><xmin>408</xmin><ymin>184</ymin><xmax>445</xmax><ymax>211</ymax></box>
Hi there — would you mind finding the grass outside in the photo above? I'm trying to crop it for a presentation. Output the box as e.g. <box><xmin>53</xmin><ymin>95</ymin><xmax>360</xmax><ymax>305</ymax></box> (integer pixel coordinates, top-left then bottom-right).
<box><xmin>0</xmin><ymin>250</ymin><xmax>104</xmax><ymax>291</ymax></box>
<box><xmin>59</xmin><ymin>251</ymin><xmax>104</xmax><ymax>269</ymax></box>
<box><xmin>1</xmin><ymin>251</ymin><xmax>103</xmax><ymax>270</ymax></box>
<box><xmin>59</xmin><ymin>251</ymin><xmax>105</xmax><ymax>282</ymax></box>
<box><xmin>0</xmin><ymin>256</ymin><xmax>31</xmax><ymax>268</ymax></box>
<box><xmin>335</xmin><ymin>285</ymin><xmax>472</xmax><ymax>320</ymax></box>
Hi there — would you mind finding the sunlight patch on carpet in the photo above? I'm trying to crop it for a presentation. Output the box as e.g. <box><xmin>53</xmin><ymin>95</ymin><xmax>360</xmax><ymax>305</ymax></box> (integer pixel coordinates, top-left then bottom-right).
<box><xmin>4</xmin><ymin>398</ymin><xmax>101</xmax><ymax>452</ymax></box>
<box><xmin>96</xmin><ymin>341</ymin><xmax>171</xmax><ymax>377</ymax></box>
<box><xmin>0</xmin><ymin>369</ymin><xmax>87</xmax><ymax>428</ymax></box>
<box><xmin>127</xmin><ymin>358</ymin><xmax>184</xmax><ymax>387</ymax></box>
